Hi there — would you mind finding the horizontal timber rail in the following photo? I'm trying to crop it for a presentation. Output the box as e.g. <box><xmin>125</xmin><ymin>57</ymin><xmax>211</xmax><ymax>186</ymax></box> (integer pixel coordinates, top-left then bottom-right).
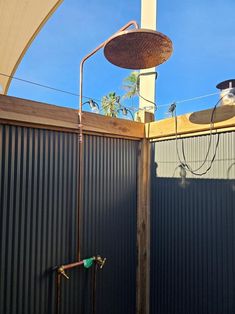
<box><xmin>146</xmin><ymin>105</ymin><xmax>235</xmax><ymax>140</ymax></box>
<box><xmin>0</xmin><ymin>94</ymin><xmax>144</xmax><ymax>140</ymax></box>
<box><xmin>1</xmin><ymin>95</ymin><xmax>235</xmax><ymax>140</ymax></box>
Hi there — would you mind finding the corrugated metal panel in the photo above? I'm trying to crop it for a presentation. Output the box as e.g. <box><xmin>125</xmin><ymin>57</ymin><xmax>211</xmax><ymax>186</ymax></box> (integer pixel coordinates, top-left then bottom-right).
<box><xmin>82</xmin><ymin>135</ymin><xmax>138</xmax><ymax>314</ymax></box>
<box><xmin>0</xmin><ymin>125</ymin><xmax>80</xmax><ymax>314</ymax></box>
<box><xmin>0</xmin><ymin>124</ymin><xmax>138</xmax><ymax>314</ymax></box>
<box><xmin>154</xmin><ymin>131</ymin><xmax>235</xmax><ymax>179</ymax></box>
<box><xmin>151</xmin><ymin>131</ymin><xmax>235</xmax><ymax>314</ymax></box>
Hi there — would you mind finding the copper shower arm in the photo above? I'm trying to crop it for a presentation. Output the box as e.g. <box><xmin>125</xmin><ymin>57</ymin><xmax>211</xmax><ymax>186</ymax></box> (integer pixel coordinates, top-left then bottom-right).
<box><xmin>78</xmin><ymin>20</ymin><xmax>139</xmax><ymax>112</ymax></box>
<box><xmin>77</xmin><ymin>20</ymin><xmax>138</xmax><ymax>261</ymax></box>
<box><xmin>76</xmin><ymin>19</ymin><xmax>172</xmax><ymax>260</ymax></box>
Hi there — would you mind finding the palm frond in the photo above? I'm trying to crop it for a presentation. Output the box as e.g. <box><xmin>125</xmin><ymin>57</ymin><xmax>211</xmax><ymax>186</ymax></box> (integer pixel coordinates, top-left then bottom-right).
<box><xmin>122</xmin><ymin>71</ymin><xmax>139</xmax><ymax>99</ymax></box>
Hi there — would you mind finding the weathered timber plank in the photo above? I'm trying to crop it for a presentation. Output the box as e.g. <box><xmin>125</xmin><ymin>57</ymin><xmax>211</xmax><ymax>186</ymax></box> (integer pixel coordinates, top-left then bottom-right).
<box><xmin>82</xmin><ymin>111</ymin><xmax>143</xmax><ymax>138</ymax></box>
<box><xmin>0</xmin><ymin>94</ymin><xmax>144</xmax><ymax>138</ymax></box>
<box><xmin>136</xmin><ymin>139</ymin><xmax>151</xmax><ymax>314</ymax></box>
<box><xmin>146</xmin><ymin>105</ymin><xmax>235</xmax><ymax>139</ymax></box>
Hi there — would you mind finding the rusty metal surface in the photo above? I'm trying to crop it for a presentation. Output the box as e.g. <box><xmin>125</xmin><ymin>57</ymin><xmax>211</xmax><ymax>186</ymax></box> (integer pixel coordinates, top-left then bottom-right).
<box><xmin>104</xmin><ymin>29</ymin><xmax>173</xmax><ymax>69</ymax></box>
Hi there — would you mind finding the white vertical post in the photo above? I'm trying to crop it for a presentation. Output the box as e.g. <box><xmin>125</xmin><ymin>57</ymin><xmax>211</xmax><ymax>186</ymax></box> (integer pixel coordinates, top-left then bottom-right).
<box><xmin>139</xmin><ymin>0</ymin><xmax>157</xmax><ymax>116</ymax></box>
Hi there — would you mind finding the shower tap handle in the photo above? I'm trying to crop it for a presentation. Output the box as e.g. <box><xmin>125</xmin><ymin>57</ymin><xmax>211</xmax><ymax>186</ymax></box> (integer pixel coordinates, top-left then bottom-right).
<box><xmin>58</xmin><ymin>266</ymin><xmax>69</xmax><ymax>280</ymax></box>
<box><xmin>95</xmin><ymin>256</ymin><xmax>106</xmax><ymax>269</ymax></box>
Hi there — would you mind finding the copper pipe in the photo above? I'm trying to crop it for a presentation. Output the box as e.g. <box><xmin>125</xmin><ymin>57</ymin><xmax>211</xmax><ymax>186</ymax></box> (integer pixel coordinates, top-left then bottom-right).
<box><xmin>79</xmin><ymin>20</ymin><xmax>138</xmax><ymax>112</ymax></box>
<box><xmin>62</xmin><ymin>259</ymin><xmax>85</xmax><ymax>270</ymax></box>
<box><xmin>77</xmin><ymin>124</ymin><xmax>83</xmax><ymax>261</ymax></box>
<box><xmin>55</xmin><ymin>20</ymin><xmax>135</xmax><ymax>314</ymax></box>
<box><xmin>55</xmin><ymin>256</ymin><xmax>106</xmax><ymax>314</ymax></box>
<box><xmin>56</xmin><ymin>274</ymin><xmax>62</xmax><ymax>314</ymax></box>
<box><xmin>77</xmin><ymin>20</ymin><xmax>139</xmax><ymax>260</ymax></box>
<box><xmin>55</xmin><ymin>260</ymin><xmax>87</xmax><ymax>314</ymax></box>
<box><xmin>57</xmin><ymin>255</ymin><xmax>105</xmax><ymax>272</ymax></box>
<box><xmin>91</xmin><ymin>264</ymin><xmax>98</xmax><ymax>314</ymax></box>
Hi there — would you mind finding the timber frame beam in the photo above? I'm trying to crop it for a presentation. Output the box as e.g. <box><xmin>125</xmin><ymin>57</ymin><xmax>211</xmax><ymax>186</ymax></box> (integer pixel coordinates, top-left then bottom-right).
<box><xmin>146</xmin><ymin>105</ymin><xmax>235</xmax><ymax>140</ymax></box>
<box><xmin>0</xmin><ymin>94</ymin><xmax>144</xmax><ymax>140</ymax></box>
<box><xmin>1</xmin><ymin>95</ymin><xmax>234</xmax><ymax>141</ymax></box>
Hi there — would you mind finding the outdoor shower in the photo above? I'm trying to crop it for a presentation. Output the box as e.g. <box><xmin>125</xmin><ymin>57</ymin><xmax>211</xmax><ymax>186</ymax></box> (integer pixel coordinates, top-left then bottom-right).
<box><xmin>54</xmin><ymin>20</ymin><xmax>172</xmax><ymax>314</ymax></box>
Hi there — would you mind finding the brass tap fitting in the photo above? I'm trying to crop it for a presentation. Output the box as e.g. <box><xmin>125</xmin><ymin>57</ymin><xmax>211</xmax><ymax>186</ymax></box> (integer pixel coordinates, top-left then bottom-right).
<box><xmin>58</xmin><ymin>266</ymin><xmax>69</xmax><ymax>280</ymax></box>
<box><xmin>95</xmin><ymin>255</ymin><xmax>106</xmax><ymax>269</ymax></box>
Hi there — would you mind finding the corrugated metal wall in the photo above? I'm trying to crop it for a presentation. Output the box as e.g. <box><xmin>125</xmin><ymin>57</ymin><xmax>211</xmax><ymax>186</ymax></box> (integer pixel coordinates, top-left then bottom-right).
<box><xmin>0</xmin><ymin>124</ymin><xmax>138</xmax><ymax>314</ymax></box>
<box><xmin>82</xmin><ymin>135</ymin><xmax>138</xmax><ymax>314</ymax></box>
<box><xmin>151</xmin><ymin>131</ymin><xmax>235</xmax><ymax>314</ymax></box>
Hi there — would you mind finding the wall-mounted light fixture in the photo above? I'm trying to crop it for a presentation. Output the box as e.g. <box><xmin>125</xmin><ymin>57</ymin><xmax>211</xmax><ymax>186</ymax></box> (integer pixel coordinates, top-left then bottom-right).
<box><xmin>118</xmin><ymin>107</ymin><xmax>134</xmax><ymax>120</ymax></box>
<box><xmin>216</xmin><ymin>79</ymin><xmax>235</xmax><ymax>106</ymax></box>
<box><xmin>83</xmin><ymin>99</ymin><xmax>100</xmax><ymax>113</ymax></box>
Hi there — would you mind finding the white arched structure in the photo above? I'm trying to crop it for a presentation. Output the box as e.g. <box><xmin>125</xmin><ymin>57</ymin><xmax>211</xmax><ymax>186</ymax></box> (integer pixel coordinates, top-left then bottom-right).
<box><xmin>0</xmin><ymin>0</ymin><xmax>63</xmax><ymax>94</ymax></box>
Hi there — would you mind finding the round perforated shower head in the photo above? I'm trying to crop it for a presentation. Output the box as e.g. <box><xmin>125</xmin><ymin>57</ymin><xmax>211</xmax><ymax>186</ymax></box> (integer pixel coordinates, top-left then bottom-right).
<box><xmin>104</xmin><ymin>29</ymin><xmax>173</xmax><ymax>69</ymax></box>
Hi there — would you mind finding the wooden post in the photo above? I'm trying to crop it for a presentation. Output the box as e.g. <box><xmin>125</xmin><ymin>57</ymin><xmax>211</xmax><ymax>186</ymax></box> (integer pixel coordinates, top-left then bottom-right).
<box><xmin>136</xmin><ymin>138</ymin><xmax>151</xmax><ymax>314</ymax></box>
<box><xmin>135</xmin><ymin>110</ymin><xmax>155</xmax><ymax>123</ymax></box>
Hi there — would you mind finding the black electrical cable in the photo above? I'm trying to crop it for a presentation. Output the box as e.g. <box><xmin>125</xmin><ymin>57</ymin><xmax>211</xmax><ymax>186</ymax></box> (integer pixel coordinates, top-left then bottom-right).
<box><xmin>172</xmin><ymin>165</ymin><xmax>181</xmax><ymax>178</ymax></box>
<box><xmin>181</xmin><ymin>100</ymin><xmax>220</xmax><ymax>172</ymax></box>
<box><xmin>0</xmin><ymin>71</ymin><xmax>133</xmax><ymax>116</ymax></box>
<box><xmin>0</xmin><ymin>71</ymin><xmax>159</xmax><ymax>118</ymax></box>
<box><xmin>173</xmin><ymin>96</ymin><xmax>225</xmax><ymax>176</ymax></box>
<box><xmin>1</xmin><ymin>71</ymin><xmax>136</xmax><ymax>117</ymax></box>
<box><xmin>100</xmin><ymin>96</ymin><xmax>135</xmax><ymax>119</ymax></box>
<box><xmin>117</xmin><ymin>107</ymin><xmax>134</xmax><ymax>120</ymax></box>
<box><xmin>136</xmin><ymin>72</ymin><xmax>158</xmax><ymax>110</ymax></box>
<box><xmin>0</xmin><ymin>71</ymin><xmax>101</xmax><ymax>102</ymax></box>
<box><xmin>136</xmin><ymin>90</ymin><xmax>157</xmax><ymax>109</ymax></box>
<box><xmin>227</xmin><ymin>162</ymin><xmax>235</xmax><ymax>179</ymax></box>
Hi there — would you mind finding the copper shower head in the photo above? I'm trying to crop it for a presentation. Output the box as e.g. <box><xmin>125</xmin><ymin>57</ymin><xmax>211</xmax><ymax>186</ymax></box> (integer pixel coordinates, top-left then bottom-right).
<box><xmin>104</xmin><ymin>28</ymin><xmax>173</xmax><ymax>69</ymax></box>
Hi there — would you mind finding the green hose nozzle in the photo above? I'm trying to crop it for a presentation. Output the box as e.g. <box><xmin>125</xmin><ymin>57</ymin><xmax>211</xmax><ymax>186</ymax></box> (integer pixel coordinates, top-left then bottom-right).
<box><xmin>83</xmin><ymin>257</ymin><xmax>94</xmax><ymax>269</ymax></box>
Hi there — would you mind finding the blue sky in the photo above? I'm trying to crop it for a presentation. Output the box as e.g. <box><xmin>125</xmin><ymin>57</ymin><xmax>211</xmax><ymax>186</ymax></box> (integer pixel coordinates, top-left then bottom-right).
<box><xmin>8</xmin><ymin>0</ymin><xmax>235</xmax><ymax>119</ymax></box>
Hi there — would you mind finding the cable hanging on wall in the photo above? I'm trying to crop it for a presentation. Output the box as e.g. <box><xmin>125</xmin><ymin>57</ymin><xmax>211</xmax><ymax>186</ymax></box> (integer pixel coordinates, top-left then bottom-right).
<box><xmin>171</xmin><ymin>96</ymin><xmax>226</xmax><ymax>177</ymax></box>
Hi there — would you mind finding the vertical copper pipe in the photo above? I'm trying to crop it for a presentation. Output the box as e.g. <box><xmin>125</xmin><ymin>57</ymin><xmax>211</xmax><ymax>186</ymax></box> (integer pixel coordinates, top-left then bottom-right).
<box><xmin>56</xmin><ymin>274</ymin><xmax>62</xmax><ymax>314</ymax></box>
<box><xmin>77</xmin><ymin>20</ymin><xmax>139</xmax><ymax>260</ymax></box>
<box><xmin>55</xmin><ymin>20</ymin><xmax>138</xmax><ymax>314</ymax></box>
<box><xmin>77</xmin><ymin>115</ymin><xmax>83</xmax><ymax>261</ymax></box>
<box><xmin>91</xmin><ymin>264</ymin><xmax>98</xmax><ymax>314</ymax></box>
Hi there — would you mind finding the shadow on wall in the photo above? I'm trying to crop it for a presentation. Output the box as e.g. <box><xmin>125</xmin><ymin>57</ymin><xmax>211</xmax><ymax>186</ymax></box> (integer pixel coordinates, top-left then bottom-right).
<box><xmin>189</xmin><ymin>105</ymin><xmax>235</xmax><ymax>124</ymax></box>
<box><xmin>152</xmin><ymin>162</ymin><xmax>235</xmax><ymax>192</ymax></box>
<box><xmin>152</xmin><ymin>159</ymin><xmax>235</xmax><ymax>191</ymax></box>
